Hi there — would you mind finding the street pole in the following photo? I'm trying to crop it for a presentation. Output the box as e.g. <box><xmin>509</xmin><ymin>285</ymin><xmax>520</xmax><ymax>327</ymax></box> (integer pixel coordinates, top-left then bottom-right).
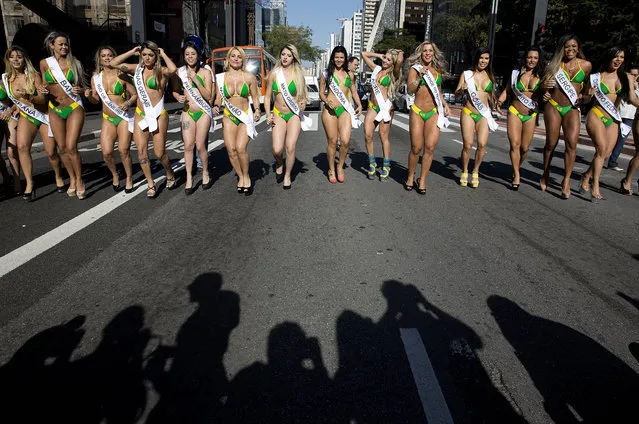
<box><xmin>487</xmin><ymin>0</ymin><xmax>499</xmax><ymax>55</ymax></box>
<box><xmin>531</xmin><ymin>0</ymin><xmax>548</xmax><ymax>45</ymax></box>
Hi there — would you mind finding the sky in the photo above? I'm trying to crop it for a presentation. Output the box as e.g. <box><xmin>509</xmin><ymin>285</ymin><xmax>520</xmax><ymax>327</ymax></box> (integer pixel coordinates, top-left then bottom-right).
<box><xmin>286</xmin><ymin>0</ymin><xmax>364</xmax><ymax>48</ymax></box>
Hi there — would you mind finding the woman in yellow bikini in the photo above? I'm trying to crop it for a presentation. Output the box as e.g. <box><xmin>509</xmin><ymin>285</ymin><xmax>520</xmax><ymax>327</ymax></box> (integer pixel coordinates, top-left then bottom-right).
<box><xmin>540</xmin><ymin>34</ymin><xmax>592</xmax><ymax>199</ymax></box>
<box><xmin>405</xmin><ymin>41</ymin><xmax>449</xmax><ymax>194</ymax></box>
<box><xmin>0</xmin><ymin>65</ymin><xmax>19</xmax><ymax>194</ymax></box>
<box><xmin>264</xmin><ymin>44</ymin><xmax>307</xmax><ymax>189</ymax></box>
<box><xmin>455</xmin><ymin>47</ymin><xmax>497</xmax><ymax>188</ymax></box>
<box><xmin>4</xmin><ymin>46</ymin><xmax>65</xmax><ymax>201</ymax></box>
<box><xmin>39</xmin><ymin>32</ymin><xmax>87</xmax><ymax>199</ymax></box>
<box><xmin>319</xmin><ymin>46</ymin><xmax>362</xmax><ymax>183</ymax></box>
<box><xmin>85</xmin><ymin>46</ymin><xmax>137</xmax><ymax>194</ymax></box>
<box><xmin>578</xmin><ymin>47</ymin><xmax>639</xmax><ymax>202</ymax></box>
<box><xmin>213</xmin><ymin>46</ymin><xmax>261</xmax><ymax>195</ymax></box>
<box><xmin>171</xmin><ymin>41</ymin><xmax>214</xmax><ymax>195</ymax></box>
<box><xmin>361</xmin><ymin>48</ymin><xmax>403</xmax><ymax>182</ymax></box>
<box><xmin>110</xmin><ymin>41</ymin><xmax>178</xmax><ymax>198</ymax></box>
<box><xmin>497</xmin><ymin>47</ymin><xmax>543</xmax><ymax>190</ymax></box>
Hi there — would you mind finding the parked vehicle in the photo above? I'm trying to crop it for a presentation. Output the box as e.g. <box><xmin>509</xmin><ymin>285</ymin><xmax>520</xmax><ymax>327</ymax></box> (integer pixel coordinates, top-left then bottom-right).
<box><xmin>442</xmin><ymin>89</ymin><xmax>455</xmax><ymax>103</ymax></box>
<box><xmin>392</xmin><ymin>83</ymin><xmax>415</xmax><ymax>113</ymax></box>
<box><xmin>305</xmin><ymin>76</ymin><xmax>321</xmax><ymax>110</ymax></box>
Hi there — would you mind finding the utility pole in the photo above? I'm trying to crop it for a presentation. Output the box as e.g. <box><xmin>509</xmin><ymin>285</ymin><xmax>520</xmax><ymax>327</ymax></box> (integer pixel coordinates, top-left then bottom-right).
<box><xmin>487</xmin><ymin>0</ymin><xmax>499</xmax><ymax>55</ymax></box>
<box><xmin>531</xmin><ymin>0</ymin><xmax>548</xmax><ymax>45</ymax></box>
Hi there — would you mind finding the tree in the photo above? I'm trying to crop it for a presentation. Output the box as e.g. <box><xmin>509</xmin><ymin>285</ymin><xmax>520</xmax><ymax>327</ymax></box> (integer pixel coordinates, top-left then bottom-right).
<box><xmin>373</xmin><ymin>29</ymin><xmax>420</xmax><ymax>56</ymax></box>
<box><xmin>432</xmin><ymin>0</ymin><xmax>491</xmax><ymax>66</ymax></box>
<box><xmin>263</xmin><ymin>25</ymin><xmax>323</xmax><ymax>62</ymax></box>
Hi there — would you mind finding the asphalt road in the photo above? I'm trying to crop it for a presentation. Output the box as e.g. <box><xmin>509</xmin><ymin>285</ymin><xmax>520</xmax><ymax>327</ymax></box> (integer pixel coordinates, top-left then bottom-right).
<box><xmin>1</xmin><ymin>107</ymin><xmax>638</xmax><ymax>423</ymax></box>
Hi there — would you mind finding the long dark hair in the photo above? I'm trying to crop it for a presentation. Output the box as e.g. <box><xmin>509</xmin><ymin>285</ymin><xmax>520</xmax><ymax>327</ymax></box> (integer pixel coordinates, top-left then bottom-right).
<box><xmin>519</xmin><ymin>46</ymin><xmax>544</xmax><ymax>78</ymax></box>
<box><xmin>473</xmin><ymin>47</ymin><xmax>496</xmax><ymax>92</ymax></box>
<box><xmin>182</xmin><ymin>41</ymin><xmax>202</xmax><ymax>73</ymax></box>
<box><xmin>325</xmin><ymin>46</ymin><xmax>348</xmax><ymax>88</ymax></box>
<box><xmin>597</xmin><ymin>46</ymin><xmax>630</xmax><ymax>107</ymax></box>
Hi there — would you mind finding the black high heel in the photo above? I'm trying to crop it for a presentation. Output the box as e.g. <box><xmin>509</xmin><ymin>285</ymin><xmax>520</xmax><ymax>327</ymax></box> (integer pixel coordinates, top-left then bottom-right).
<box><xmin>112</xmin><ymin>184</ymin><xmax>122</xmax><ymax>192</ymax></box>
<box><xmin>56</xmin><ymin>184</ymin><xmax>66</xmax><ymax>193</ymax></box>
<box><xmin>415</xmin><ymin>178</ymin><xmax>426</xmax><ymax>195</ymax></box>
<box><xmin>275</xmin><ymin>172</ymin><xmax>284</xmax><ymax>184</ymax></box>
<box><xmin>202</xmin><ymin>178</ymin><xmax>213</xmax><ymax>190</ymax></box>
<box><xmin>22</xmin><ymin>188</ymin><xmax>36</xmax><ymax>201</ymax></box>
<box><xmin>403</xmin><ymin>180</ymin><xmax>414</xmax><ymax>191</ymax></box>
<box><xmin>185</xmin><ymin>186</ymin><xmax>194</xmax><ymax>196</ymax></box>
<box><xmin>620</xmin><ymin>178</ymin><xmax>632</xmax><ymax>195</ymax></box>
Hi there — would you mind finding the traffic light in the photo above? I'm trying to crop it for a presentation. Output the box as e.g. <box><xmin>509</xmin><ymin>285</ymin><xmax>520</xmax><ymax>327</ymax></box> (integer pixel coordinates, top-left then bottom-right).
<box><xmin>534</xmin><ymin>24</ymin><xmax>547</xmax><ymax>46</ymax></box>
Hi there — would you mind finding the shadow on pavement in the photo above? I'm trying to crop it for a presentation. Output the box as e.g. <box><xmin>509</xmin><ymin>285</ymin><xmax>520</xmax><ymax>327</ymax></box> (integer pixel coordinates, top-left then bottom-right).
<box><xmin>488</xmin><ymin>295</ymin><xmax>639</xmax><ymax>423</ymax></box>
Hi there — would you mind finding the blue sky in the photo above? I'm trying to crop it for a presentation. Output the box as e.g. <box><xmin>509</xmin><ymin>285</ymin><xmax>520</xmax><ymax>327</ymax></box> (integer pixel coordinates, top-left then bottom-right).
<box><xmin>286</xmin><ymin>0</ymin><xmax>364</xmax><ymax>48</ymax></box>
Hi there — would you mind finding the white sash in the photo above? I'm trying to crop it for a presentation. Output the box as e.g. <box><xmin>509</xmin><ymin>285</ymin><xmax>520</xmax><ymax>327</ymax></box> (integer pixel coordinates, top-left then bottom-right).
<box><xmin>216</xmin><ymin>72</ymin><xmax>257</xmax><ymax>139</ymax></box>
<box><xmin>134</xmin><ymin>65</ymin><xmax>163</xmax><ymax>132</ymax></box>
<box><xmin>370</xmin><ymin>66</ymin><xmax>393</xmax><ymax>123</ymax></box>
<box><xmin>2</xmin><ymin>73</ymin><xmax>52</xmax><ymax>135</ymax></box>
<box><xmin>178</xmin><ymin>66</ymin><xmax>216</xmax><ymax>132</ymax></box>
<box><xmin>45</xmin><ymin>56</ymin><xmax>83</xmax><ymax>108</ymax></box>
<box><xmin>93</xmin><ymin>73</ymin><xmax>134</xmax><ymax>133</ymax></box>
<box><xmin>554</xmin><ymin>67</ymin><xmax>579</xmax><ymax>106</ymax></box>
<box><xmin>414</xmin><ymin>64</ymin><xmax>450</xmax><ymax>129</ymax></box>
<box><xmin>591</xmin><ymin>73</ymin><xmax>622</xmax><ymax>123</ymax></box>
<box><xmin>324</xmin><ymin>71</ymin><xmax>361</xmax><ymax>128</ymax></box>
<box><xmin>464</xmin><ymin>70</ymin><xmax>498</xmax><ymax>131</ymax></box>
<box><xmin>275</xmin><ymin>68</ymin><xmax>312</xmax><ymax>131</ymax></box>
<box><xmin>511</xmin><ymin>70</ymin><xmax>537</xmax><ymax>111</ymax></box>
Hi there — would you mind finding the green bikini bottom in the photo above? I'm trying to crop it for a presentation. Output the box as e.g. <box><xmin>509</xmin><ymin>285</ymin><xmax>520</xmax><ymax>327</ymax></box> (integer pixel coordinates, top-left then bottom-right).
<box><xmin>412</xmin><ymin>104</ymin><xmax>438</xmax><ymax>121</ymax></box>
<box><xmin>273</xmin><ymin>106</ymin><xmax>295</xmax><ymax>122</ymax></box>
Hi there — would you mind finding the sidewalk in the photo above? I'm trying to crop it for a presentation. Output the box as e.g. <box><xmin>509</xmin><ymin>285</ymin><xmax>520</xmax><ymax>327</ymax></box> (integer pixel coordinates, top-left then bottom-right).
<box><xmin>448</xmin><ymin>104</ymin><xmax>636</xmax><ymax>157</ymax></box>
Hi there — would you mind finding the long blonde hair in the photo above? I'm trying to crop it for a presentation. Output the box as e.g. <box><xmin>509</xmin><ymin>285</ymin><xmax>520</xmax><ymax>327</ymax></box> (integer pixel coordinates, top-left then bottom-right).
<box><xmin>408</xmin><ymin>40</ymin><xmax>447</xmax><ymax>75</ymax></box>
<box><xmin>94</xmin><ymin>46</ymin><xmax>117</xmax><ymax>74</ymax></box>
<box><xmin>138</xmin><ymin>40</ymin><xmax>162</xmax><ymax>88</ymax></box>
<box><xmin>273</xmin><ymin>44</ymin><xmax>307</xmax><ymax>103</ymax></box>
<box><xmin>3</xmin><ymin>45</ymin><xmax>38</xmax><ymax>95</ymax></box>
<box><xmin>44</xmin><ymin>31</ymin><xmax>86</xmax><ymax>87</ymax></box>
<box><xmin>224</xmin><ymin>46</ymin><xmax>246</xmax><ymax>71</ymax></box>
<box><xmin>543</xmin><ymin>34</ymin><xmax>586</xmax><ymax>88</ymax></box>
<box><xmin>384</xmin><ymin>48</ymin><xmax>403</xmax><ymax>99</ymax></box>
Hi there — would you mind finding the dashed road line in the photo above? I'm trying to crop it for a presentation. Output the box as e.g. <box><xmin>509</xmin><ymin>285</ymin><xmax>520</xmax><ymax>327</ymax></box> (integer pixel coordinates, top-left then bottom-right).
<box><xmin>0</xmin><ymin>140</ymin><xmax>224</xmax><ymax>278</ymax></box>
<box><xmin>400</xmin><ymin>328</ymin><xmax>455</xmax><ymax>424</ymax></box>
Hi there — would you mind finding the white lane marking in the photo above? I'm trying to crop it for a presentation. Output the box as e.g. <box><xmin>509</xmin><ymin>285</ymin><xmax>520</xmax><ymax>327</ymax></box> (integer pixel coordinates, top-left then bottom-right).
<box><xmin>0</xmin><ymin>140</ymin><xmax>224</xmax><ymax>278</ymax></box>
<box><xmin>400</xmin><ymin>328</ymin><xmax>455</xmax><ymax>424</ymax></box>
<box><xmin>451</xmin><ymin>138</ymin><xmax>476</xmax><ymax>151</ymax></box>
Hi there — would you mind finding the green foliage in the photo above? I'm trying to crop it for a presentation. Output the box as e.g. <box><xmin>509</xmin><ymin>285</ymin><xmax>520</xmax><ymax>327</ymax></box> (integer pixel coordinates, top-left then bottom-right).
<box><xmin>373</xmin><ymin>29</ymin><xmax>420</xmax><ymax>56</ymax></box>
<box><xmin>263</xmin><ymin>24</ymin><xmax>323</xmax><ymax>62</ymax></box>
<box><xmin>543</xmin><ymin>0</ymin><xmax>639</xmax><ymax>66</ymax></box>
<box><xmin>432</xmin><ymin>0</ymin><xmax>490</xmax><ymax>63</ymax></box>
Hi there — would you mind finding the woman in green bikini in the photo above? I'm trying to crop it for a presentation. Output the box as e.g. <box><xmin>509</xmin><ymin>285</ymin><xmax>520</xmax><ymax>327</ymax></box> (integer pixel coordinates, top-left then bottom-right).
<box><xmin>85</xmin><ymin>46</ymin><xmax>137</xmax><ymax>194</ymax></box>
<box><xmin>172</xmin><ymin>40</ymin><xmax>214</xmax><ymax>195</ymax></box>
<box><xmin>319</xmin><ymin>46</ymin><xmax>362</xmax><ymax>183</ymax></box>
<box><xmin>497</xmin><ymin>47</ymin><xmax>543</xmax><ymax>190</ymax></box>
<box><xmin>455</xmin><ymin>47</ymin><xmax>497</xmax><ymax>188</ymax></box>
<box><xmin>39</xmin><ymin>32</ymin><xmax>87</xmax><ymax>199</ymax></box>
<box><xmin>264</xmin><ymin>44</ymin><xmax>307</xmax><ymax>189</ymax></box>
<box><xmin>110</xmin><ymin>41</ymin><xmax>178</xmax><ymax>198</ymax></box>
<box><xmin>406</xmin><ymin>41</ymin><xmax>449</xmax><ymax>194</ymax></box>
<box><xmin>578</xmin><ymin>47</ymin><xmax>639</xmax><ymax>202</ymax></box>
<box><xmin>213</xmin><ymin>46</ymin><xmax>261</xmax><ymax>195</ymax></box>
<box><xmin>361</xmin><ymin>48</ymin><xmax>403</xmax><ymax>182</ymax></box>
<box><xmin>5</xmin><ymin>46</ymin><xmax>65</xmax><ymax>201</ymax></box>
<box><xmin>0</xmin><ymin>68</ymin><xmax>19</xmax><ymax>194</ymax></box>
<box><xmin>540</xmin><ymin>34</ymin><xmax>592</xmax><ymax>199</ymax></box>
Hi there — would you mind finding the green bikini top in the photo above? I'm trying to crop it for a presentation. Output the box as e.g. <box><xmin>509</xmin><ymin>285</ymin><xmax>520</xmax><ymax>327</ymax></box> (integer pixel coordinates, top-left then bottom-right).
<box><xmin>418</xmin><ymin>71</ymin><xmax>442</xmax><ymax>87</ymax></box>
<box><xmin>101</xmin><ymin>72</ymin><xmax>124</xmax><ymax>95</ymax></box>
<box><xmin>516</xmin><ymin>75</ymin><xmax>540</xmax><ymax>92</ymax></box>
<box><xmin>44</xmin><ymin>66</ymin><xmax>74</xmax><ymax>85</ymax></box>
<box><xmin>378</xmin><ymin>74</ymin><xmax>390</xmax><ymax>87</ymax></box>
<box><xmin>190</xmin><ymin>74</ymin><xmax>205</xmax><ymax>89</ymax></box>
<box><xmin>146</xmin><ymin>76</ymin><xmax>159</xmax><ymax>90</ymax></box>
<box><xmin>272</xmin><ymin>79</ymin><xmax>297</xmax><ymax>95</ymax></box>
<box><xmin>475</xmin><ymin>80</ymin><xmax>493</xmax><ymax>92</ymax></box>
<box><xmin>223</xmin><ymin>72</ymin><xmax>249</xmax><ymax>98</ymax></box>
<box><xmin>562</xmin><ymin>60</ymin><xmax>586</xmax><ymax>87</ymax></box>
<box><xmin>599</xmin><ymin>73</ymin><xmax>622</xmax><ymax>94</ymax></box>
<box><xmin>0</xmin><ymin>85</ymin><xmax>7</xmax><ymax>101</ymax></box>
<box><xmin>332</xmin><ymin>74</ymin><xmax>352</xmax><ymax>88</ymax></box>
